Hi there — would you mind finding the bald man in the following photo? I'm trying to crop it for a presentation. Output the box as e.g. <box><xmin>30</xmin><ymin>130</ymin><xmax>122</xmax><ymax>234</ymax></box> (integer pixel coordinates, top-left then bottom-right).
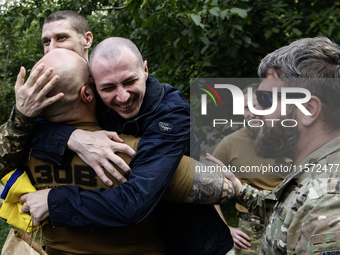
<box><xmin>16</xmin><ymin>48</ymin><xmax>234</xmax><ymax>254</ymax></box>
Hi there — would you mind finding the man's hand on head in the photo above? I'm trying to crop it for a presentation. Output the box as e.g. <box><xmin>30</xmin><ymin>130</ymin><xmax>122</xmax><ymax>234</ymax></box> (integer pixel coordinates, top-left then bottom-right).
<box><xmin>20</xmin><ymin>189</ymin><xmax>51</xmax><ymax>226</ymax></box>
<box><xmin>15</xmin><ymin>64</ymin><xmax>64</xmax><ymax>117</ymax></box>
<box><xmin>68</xmin><ymin>129</ymin><xmax>136</xmax><ymax>186</ymax></box>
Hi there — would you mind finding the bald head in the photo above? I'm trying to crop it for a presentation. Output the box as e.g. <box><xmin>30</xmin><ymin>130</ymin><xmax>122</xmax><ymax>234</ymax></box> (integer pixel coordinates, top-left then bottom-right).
<box><xmin>33</xmin><ymin>48</ymin><xmax>93</xmax><ymax>122</ymax></box>
<box><xmin>89</xmin><ymin>37</ymin><xmax>144</xmax><ymax>73</ymax></box>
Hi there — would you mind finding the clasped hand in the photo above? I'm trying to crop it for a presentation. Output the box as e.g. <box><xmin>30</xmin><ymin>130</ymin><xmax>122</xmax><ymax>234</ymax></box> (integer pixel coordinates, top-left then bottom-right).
<box><xmin>20</xmin><ymin>189</ymin><xmax>50</xmax><ymax>227</ymax></box>
<box><xmin>68</xmin><ymin>129</ymin><xmax>136</xmax><ymax>186</ymax></box>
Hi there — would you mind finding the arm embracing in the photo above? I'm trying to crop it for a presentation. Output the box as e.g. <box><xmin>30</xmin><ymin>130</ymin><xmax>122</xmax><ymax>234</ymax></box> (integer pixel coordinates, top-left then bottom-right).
<box><xmin>235</xmin><ymin>183</ymin><xmax>270</xmax><ymax>219</ymax></box>
<box><xmin>30</xmin><ymin>119</ymin><xmax>76</xmax><ymax>166</ymax></box>
<box><xmin>184</xmin><ymin>160</ymin><xmax>235</xmax><ymax>204</ymax></box>
<box><xmin>48</xmin><ymin>105</ymin><xmax>192</xmax><ymax>227</ymax></box>
<box><xmin>0</xmin><ymin>107</ymin><xmax>36</xmax><ymax>178</ymax></box>
<box><xmin>161</xmin><ymin>156</ymin><xmax>236</xmax><ymax>204</ymax></box>
<box><xmin>1</xmin><ymin>64</ymin><xmax>62</xmax><ymax>177</ymax></box>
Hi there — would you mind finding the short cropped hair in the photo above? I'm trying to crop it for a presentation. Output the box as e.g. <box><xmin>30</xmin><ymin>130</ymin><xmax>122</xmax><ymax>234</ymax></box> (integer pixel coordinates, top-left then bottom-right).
<box><xmin>89</xmin><ymin>37</ymin><xmax>144</xmax><ymax>70</ymax></box>
<box><xmin>44</xmin><ymin>10</ymin><xmax>91</xmax><ymax>34</ymax></box>
<box><xmin>258</xmin><ymin>37</ymin><xmax>340</xmax><ymax>130</ymax></box>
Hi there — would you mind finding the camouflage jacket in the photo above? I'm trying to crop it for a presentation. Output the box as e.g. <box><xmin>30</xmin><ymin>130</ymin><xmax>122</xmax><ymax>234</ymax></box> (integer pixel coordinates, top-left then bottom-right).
<box><xmin>236</xmin><ymin>136</ymin><xmax>340</xmax><ymax>255</ymax></box>
<box><xmin>0</xmin><ymin>106</ymin><xmax>36</xmax><ymax>179</ymax></box>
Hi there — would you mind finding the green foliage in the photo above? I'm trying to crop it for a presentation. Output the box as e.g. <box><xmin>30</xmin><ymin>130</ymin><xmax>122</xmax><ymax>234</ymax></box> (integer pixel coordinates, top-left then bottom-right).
<box><xmin>0</xmin><ymin>218</ymin><xmax>11</xmax><ymax>249</ymax></box>
<box><xmin>221</xmin><ymin>200</ymin><xmax>239</xmax><ymax>227</ymax></box>
<box><xmin>1</xmin><ymin>0</ymin><xmax>340</xmax><ymax>124</ymax></box>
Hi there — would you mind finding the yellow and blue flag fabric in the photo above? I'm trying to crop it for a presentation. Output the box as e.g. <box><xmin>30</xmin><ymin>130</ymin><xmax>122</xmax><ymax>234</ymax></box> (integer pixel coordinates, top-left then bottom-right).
<box><xmin>0</xmin><ymin>169</ymin><xmax>38</xmax><ymax>232</ymax></box>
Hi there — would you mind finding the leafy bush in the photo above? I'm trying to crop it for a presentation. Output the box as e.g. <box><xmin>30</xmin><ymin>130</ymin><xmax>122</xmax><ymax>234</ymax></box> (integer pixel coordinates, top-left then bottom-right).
<box><xmin>1</xmin><ymin>0</ymin><xmax>340</xmax><ymax>132</ymax></box>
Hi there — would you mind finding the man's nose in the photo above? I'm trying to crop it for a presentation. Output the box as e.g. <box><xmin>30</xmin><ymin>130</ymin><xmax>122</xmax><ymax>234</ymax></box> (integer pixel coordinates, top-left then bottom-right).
<box><xmin>250</xmin><ymin>102</ymin><xmax>262</xmax><ymax>118</ymax></box>
<box><xmin>254</xmin><ymin>102</ymin><xmax>262</xmax><ymax>110</ymax></box>
<box><xmin>116</xmin><ymin>87</ymin><xmax>129</xmax><ymax>102</ymax></box>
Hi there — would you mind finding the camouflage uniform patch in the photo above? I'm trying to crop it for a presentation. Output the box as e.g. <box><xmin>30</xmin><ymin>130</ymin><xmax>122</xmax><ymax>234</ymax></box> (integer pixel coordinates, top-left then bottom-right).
<box><xmin>235</xmin><ymin>213</ymin><xmax>264</xmax><ymax>255</ymax></box>
<box><xmin>236</xmin><ymin>136</ymin><xmax>340</xmax><ymax>254</ymax></box>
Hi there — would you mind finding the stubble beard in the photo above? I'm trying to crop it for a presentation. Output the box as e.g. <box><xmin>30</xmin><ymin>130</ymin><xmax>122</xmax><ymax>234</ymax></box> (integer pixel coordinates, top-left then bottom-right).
<box><xmin>254</xmin><ymin>109</ymin><xmax>299</xmax><ymax>159</ymax></box>
<box><xmin>247</xmin><ymin>125</ymin><xmax>260</xmax><ymax>139</ymax></box>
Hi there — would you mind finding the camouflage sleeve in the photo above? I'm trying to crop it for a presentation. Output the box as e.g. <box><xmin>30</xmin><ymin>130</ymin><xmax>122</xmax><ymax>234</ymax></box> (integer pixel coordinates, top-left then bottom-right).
<box><xmin>0</xmin><ymin>106</ymin><xmax>36</xmax><ymax>178</ymax></box>
<box><xmin>235</xmin><ymin>183</ymin><xmax>271</xmax><ymax>218</ymax></box>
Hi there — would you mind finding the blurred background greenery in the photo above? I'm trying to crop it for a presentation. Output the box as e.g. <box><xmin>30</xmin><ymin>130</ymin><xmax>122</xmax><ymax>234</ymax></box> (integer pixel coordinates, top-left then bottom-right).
<box><xmin>1</xmin><ymin>0</ymin><xmax>340</xmax><ymax>126</ymax></box>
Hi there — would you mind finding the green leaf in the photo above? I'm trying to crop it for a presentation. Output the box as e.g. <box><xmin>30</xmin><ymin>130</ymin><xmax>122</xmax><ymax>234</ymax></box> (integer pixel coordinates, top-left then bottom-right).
<box><xmin>232</xmin><ymin>24</ymin><xmax>243</xmax><ymax>31</ymax></box>
<box><xmin>209</xmin><ymin>7</ymin><xmax>220</xmax><ymax>17</ymax></box>
<box><xmin>173</xmin><ymin>37</ymin><xmax>180</xmax><ymax>48</ymax></box>
<box><xmin>292</xmin><ymin>28</ymin><xmax>302</xmax><ymax>36</ymax></box>
<box><xmin>189</xmin><ymin>13</ymin><xmax>201</xmax><ymax>26</ymax></box>
<box><xmin>230</xmin><ymin>8</ymin><xmax>247</xmax><ymax>19</ymax></box>
<box><xmin>264</xmin><ymin>29</ymin><xmax>272</xmax><ymax>39</ymax></box>
<box><xmin>200</xmin><ymin>36</ymin><xmax>210</xmax><ymax>45</ymax></box>
<box><xmin>271</xmin><ymin>27</ymin><xmax>279</xmax><ymax>33</ymax></box>
<box><xmin>201</xmin><ymin>44</ymin><xmax>209</xmax><ymax>54</ymax></box>
<box><xmin>243</xmin><ymin>36</ymin><xmax>251</xmax><ymax>45</ymax></box>
<box><xmin>220</xmin><ymin>9</ymin><xmax>229</xmax><ymax>20</ymax></box>
<box><xmin>33</xmin><ymin>8</ymin><xmax>39</xmax><ymax>16</ymax></box>
<box><xmin>141</xmin><ymin>0</ymin><xmax>148</xmax><ymax>9</ymax></box>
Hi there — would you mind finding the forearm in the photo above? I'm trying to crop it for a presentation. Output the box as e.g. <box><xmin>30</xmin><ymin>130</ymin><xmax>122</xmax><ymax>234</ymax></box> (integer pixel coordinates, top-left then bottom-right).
<box><xmin>48</xmin><ymin>106</ymin><xmax>192</xmax><ymax>227</ymax></box>
<box><xmin>30</xmin><ymin>117</ymin><xmax>76</xmax><ymax>166</ymax></box>
<box><xmin>48</xmin><ymin>152</ymin><xmax>183</xmax><ymax>228</ymax></box>
<box><xmin>12</xmin><ymin>63</ymin><xmax>69</xmax><ymax>166</ymax></box>
<box><xmin>0</xmin><ymin>106</ymin><xmax>36</xmax><ymax>178</ymax></box>
<box><xmin>235</xmin><ymin>183</ymin><xmax>270</xmax><ymax>218</ymax></box>
<box><xmin>47</xmin><ymin>139</ymin><xmax>188</xmax><ymax>227</ymax></box>
<box><xmin>184</xmin><ymin>163</ymin><xmax>235</xmax><ymax>204</ymax></box>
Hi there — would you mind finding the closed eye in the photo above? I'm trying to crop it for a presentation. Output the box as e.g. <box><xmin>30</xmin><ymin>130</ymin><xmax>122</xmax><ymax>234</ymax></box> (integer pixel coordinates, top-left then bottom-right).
<box><xmin>124</xmin><ymin>79</ymin><xmax>138</xmax><ymax>86</ymax></box>
<box><xmin>100</xmin><ymin>85</ymin><xmax>116</xmax><ymax>92</ymax></box>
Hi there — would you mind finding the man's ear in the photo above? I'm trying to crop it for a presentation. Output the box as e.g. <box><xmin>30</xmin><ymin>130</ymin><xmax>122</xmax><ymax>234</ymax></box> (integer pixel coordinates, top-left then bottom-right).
<box><xmin>80</xmin><ymin>85</ymin><xmax>93</xmax><ymax>103</ymax></box>
<box><xmin>301</xmin><ymin>95</ymin><xmax>323</xmax><ymax>126</ymax></box>
<box><xmin>143</xmin><ymin>60</ymin><xmax>148</xmax><ymax>80</ymax></box>
<box><xmin>83</xmin><ymin>31</ymin><xmax>93</xmax><ymax>50</ymax></box>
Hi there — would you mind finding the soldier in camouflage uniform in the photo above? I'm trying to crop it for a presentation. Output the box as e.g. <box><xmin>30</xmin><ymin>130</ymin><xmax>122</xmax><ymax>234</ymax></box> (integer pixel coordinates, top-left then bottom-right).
<box><xmin>0</xmin><ymin>11</ymin><xmax>95</xmax><ymax>209</ymax></box>
<box><xmin>0</xmin><ymin>66</ymin><xmax>61</xmax><ymax>213</ymax></box>
<box><xmin>0</xmin><ymin>65</ymin><xmax>63</xmax><ymax>179</ymax></box>
<box><xmin>238</xmin><ymin>145</ymin><xmax>340</xmax><ymax>254</ymax></box>
<box><xmin>209</xmin><ymin>37</ymin><xmax>340</xmax><ymax>254</ymax></box>
<box><xmin>213</xmin><ymin>83</ymin><xmax>285</xmax><ymax>254</ymax></box>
